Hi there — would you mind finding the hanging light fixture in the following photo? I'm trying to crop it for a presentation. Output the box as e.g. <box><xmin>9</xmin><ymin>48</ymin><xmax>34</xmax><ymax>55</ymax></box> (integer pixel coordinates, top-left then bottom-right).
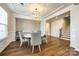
<box><xmin>32</xmin><ymin>8</ymin><xmax>40</xmax><ymax>20</ymax></box>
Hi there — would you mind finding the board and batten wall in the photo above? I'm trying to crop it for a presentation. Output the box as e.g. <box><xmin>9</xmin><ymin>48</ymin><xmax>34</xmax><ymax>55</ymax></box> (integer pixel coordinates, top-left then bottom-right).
<box><xmin>16</xmin><ymin>18</ymin><xmax>41</xmax><ymax>32</ymax></box>
<box><xmin>0</xmin><ymin>4</ymin><xmax>16</xmax><ymax>53</ymax></box>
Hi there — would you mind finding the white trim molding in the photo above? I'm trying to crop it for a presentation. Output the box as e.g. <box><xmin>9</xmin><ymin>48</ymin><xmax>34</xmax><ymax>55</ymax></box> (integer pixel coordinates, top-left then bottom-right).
<box><xmin>45</xmin><ymin>4</ymin><xmax>74</xmax><ymax>21</ymax></box>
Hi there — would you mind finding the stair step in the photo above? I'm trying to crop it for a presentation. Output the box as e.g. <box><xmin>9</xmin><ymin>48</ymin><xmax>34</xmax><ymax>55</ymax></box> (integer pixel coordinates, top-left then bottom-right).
<box><xmin>60</xmin><ymin>37</ymin><xmax>70</xmax><ymax>39</ymax></box>
<box><xmin>61</xmin><ymin>36</ymin><xmax>70</xmax><ymax>38</ymax></box>
<box><xmin>62</xmin><ymin>33</ymin><xmax>70</xmax><ymax>35</ymax></box>
<box><xmin>62</xmin><ymin>35</ymin><xmax>70</xmax><ymax>37</ymax></box>
<box><xmin>60</xmin><ymin>38</ymin><xmax>70</xmax><ymax>40</ymax></box>
<box><xmin>60</xmin><ymin>32</ymin><xmax>70</xmax><ymax>40</ymax></box>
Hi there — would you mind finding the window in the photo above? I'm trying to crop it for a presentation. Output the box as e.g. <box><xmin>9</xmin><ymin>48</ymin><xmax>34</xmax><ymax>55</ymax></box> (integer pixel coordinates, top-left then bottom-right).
<box><xmin>0</xmin><ymin>6</ymin><xmax>8</xmax><ymax>40</ymax></box>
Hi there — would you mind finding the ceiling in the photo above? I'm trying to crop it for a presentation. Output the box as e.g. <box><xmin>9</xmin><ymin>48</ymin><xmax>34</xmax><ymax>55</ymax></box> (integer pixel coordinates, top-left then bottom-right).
<box><xmin>7</xmin><ymin>3</ymin><xmax>71</xmax><ymax>19</ymax></box>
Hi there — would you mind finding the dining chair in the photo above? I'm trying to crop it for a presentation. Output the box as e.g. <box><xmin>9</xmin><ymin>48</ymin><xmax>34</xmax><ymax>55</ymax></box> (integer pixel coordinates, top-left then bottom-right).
<box><xmin>31</xmin><ymin>32</ymin><xmax>41</xmax><ymax>53</ymax></box>
<box><xmin>42</xmin><ymin>32</ymin><xmax>48</xmax><ymax>43</ymax></box>
<box><xmin>19</xmin><ymin>32</ymin><xmax>29</xmax><ymax>47</ymax></box>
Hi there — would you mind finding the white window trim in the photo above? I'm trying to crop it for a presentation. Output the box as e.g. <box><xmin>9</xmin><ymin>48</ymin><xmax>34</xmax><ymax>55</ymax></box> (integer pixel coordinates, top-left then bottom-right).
<box><xmin>0</xmin><ymin>6</ymin><xmax>8</xmax><ymax>41</ymax></box>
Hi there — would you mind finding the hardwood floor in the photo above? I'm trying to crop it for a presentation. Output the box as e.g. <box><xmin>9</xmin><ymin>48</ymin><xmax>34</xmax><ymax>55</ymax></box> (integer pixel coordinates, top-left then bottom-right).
<box><xmin>0</xmin><ymin>36</ymin><xmax>79</xmax><ymax>56</ymax></box>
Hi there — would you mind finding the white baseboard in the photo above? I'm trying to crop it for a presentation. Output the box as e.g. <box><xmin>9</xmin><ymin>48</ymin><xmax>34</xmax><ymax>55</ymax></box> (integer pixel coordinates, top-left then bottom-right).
<box><xmin>0</xmin><ymin>38</ymin><xmax>15</xmax><ymax>53</ymax></box>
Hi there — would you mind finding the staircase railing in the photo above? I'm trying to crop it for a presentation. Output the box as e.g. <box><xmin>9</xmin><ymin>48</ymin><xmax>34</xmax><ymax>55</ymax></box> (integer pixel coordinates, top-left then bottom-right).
<box><xmin>59</xmin><ymin>28</ymin><xmax>62</xmax><ymax>39</ymax></box>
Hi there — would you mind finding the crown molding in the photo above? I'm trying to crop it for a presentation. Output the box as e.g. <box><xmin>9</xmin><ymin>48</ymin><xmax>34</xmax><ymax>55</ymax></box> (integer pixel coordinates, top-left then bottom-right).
<box><xmin>14</xmin><ymin>13</ymin><xmax>41</xmax><ymax>21</ymax></box>
<box><xmin>44</xmin><ymin>4</ymin><xmax>74</xmax><ymax>21</ymax></box>
<box><xmin>43</xmin><ymin>5</ymin><xmax>65</xmax><ymax>19</ymax></box>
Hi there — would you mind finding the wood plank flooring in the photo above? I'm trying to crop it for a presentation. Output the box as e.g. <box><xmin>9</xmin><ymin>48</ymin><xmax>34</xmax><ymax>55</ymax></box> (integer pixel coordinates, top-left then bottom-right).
<box><xmin>0</xmin><ymin>36</ymin><xmax>79</xmax><ymax>56</ymax></box>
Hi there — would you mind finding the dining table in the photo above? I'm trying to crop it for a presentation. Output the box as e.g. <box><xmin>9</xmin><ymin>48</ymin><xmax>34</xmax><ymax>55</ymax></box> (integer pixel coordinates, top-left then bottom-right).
<box><xmin>23</xmin><ymin>32</ymin><xmax>45</xmax><ymax>46</ymax></box>
<box><xmin>23</xmin><ymin>32</ymin><xmax>44</xmax><ymax>39</ymax></box>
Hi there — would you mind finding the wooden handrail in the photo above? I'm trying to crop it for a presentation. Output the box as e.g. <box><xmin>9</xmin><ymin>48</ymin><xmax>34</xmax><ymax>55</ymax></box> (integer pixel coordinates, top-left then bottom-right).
<box><xmin>59</xmin><ymin>28</ymin><xmax>62</xmax><ymax>38</ymax></box>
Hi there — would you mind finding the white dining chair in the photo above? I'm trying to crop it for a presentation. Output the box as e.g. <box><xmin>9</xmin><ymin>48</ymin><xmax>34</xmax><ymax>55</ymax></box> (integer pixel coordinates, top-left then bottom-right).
<box><xmin>19</xmin><ymin>32</ymin><xmax>29</xmax><ymax>47</ymax></box>
<box><xmin>42</xmin><ymin>32</ymin><xmax>48</xmax><ymax>43</ymax></box>
<box><xmin>31</xmin><ymin>32</ymin><xmax>41</xmax><ymax>53</ymax></box>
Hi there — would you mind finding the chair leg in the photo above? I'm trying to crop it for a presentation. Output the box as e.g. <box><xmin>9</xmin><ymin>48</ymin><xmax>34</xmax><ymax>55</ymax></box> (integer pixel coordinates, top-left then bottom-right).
<box><xmin>20</xmin><ymin>42</ymin><xmax>22</xmax><ymax>47</ymax></box>
<box><xmin>32</xmin><ymin>46</ymin><xmax>34</xmax><ymax>53</ymax></box>
<box><xmin>39</xmin><ymin>45</ymin><xmax>41</xmax><ymax>52</ymax></box>
<box><xmin>45</xmin><ymin>39</ymin><xmax>48</xmax><ymax>44</ymax></box>
<box><xmin>28</xmin><ymin>41</ymin><xmax>29</xmax><ymax>46</ymax></box>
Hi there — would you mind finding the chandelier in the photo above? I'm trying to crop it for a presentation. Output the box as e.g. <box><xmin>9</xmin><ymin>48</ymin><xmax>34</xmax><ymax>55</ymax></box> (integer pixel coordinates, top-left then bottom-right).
<box><xmin>32</xmin><ymin>8</ymin><xmax>40</xmax><ymax>20</ymax></box>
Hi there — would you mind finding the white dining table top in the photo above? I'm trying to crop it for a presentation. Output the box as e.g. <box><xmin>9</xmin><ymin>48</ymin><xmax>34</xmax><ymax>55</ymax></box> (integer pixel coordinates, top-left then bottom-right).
<box><xmin>23</xmin><ymin>32</ymin><xmax>44</xmax><ymax>38</ymax></box>
<box><xmin>23</xmin><ymin>34</ymin><xmax>31</xmax><ymax>38</ymax></box>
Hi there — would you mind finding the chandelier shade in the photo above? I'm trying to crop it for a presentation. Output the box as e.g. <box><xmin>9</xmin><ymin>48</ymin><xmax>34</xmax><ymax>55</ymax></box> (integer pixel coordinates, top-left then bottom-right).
<box><xmin>32</xmin><ymin>8</ymin><xmax>41</xmax><ymax>20</ymax></box>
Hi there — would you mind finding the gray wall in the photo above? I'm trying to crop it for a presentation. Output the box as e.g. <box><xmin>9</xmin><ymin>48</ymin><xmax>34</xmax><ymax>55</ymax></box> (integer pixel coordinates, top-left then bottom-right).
<box><xmin>62</xmin><ymin>17</ymin><xmax>70</xmax><ymax>33</ymax></box>
<box><xmin>16</xmin><ymin>18</ymin><xmax>41</xmax><ymax>32</ymax></box>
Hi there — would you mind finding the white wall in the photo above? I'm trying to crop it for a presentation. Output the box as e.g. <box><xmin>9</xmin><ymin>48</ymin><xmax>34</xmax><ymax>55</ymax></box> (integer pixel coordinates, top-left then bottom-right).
<box><xmin>45</xmin><ymin>23</ymin><xmax>50</xmax><ymax>35</ymax></box>
<box><xmin>0</xmin><ymin>4</ymin><xmax>16</xmax><ymax>53</ymax></box>
<box><xmin>51</xmin><ymin>19</ymin><xmax>64</xmax><ymax>37</ymax></box>
<box><xmin>40</xmin><ymin>19</ymin><xmax>46</xmax><ymax>36</ymax></box>
<box><xmin>16</xmin><ymin>19</ymin><xmax>40</xmax><ymax>32</ymax></box>
<box><xmin>70</xmin><ymin>4</ymin><xmax>79</xmax><ymax>51</ymax></box>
